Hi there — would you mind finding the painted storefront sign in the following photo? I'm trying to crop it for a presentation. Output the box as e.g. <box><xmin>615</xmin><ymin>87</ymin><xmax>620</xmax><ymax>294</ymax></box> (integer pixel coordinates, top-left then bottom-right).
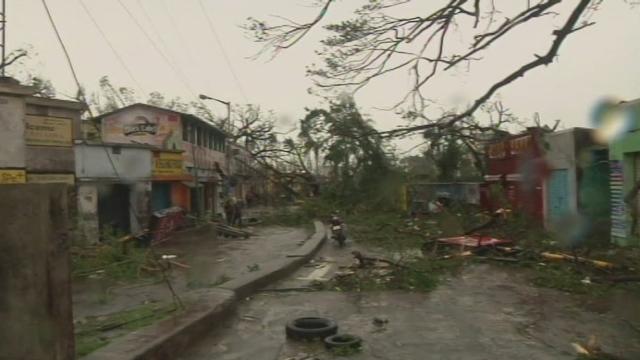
<box><xmin>27</xmin><ymin>173</ymin><xmax>75</xmax><ymax>185</ymax></box>
<box><xmin>0</xmin><ymin>169</ymin><xmax>26</xmax><ymax>184</ymax></box>
<box><xmin>153</xmin><ymin>152</ymin><xmax>184</xmax><ymax>177</ymax></box>
<box><xmin>25</xmin><ymin>116</ymin><xmax>72</xmax><ymax>147</ymax></box>
<box><xmin>102</xmin><ymin>108</ymin><xmax>182</xmax><ymax>150</ymax></box>
<box><xmin>610</xmin><ymin>160</ymin><xmax>626</xmax><ymax>238</ymax></box>
<box><xmin>509</xmin><ymin>135</ymin><xmax>532</xmax><ymax>155</ymax></box>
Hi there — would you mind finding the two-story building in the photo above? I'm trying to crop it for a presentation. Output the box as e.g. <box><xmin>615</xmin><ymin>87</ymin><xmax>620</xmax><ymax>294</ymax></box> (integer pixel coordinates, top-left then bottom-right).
<box><xmin>75</xmin><ymin>103</ymin><xmax>226</xmax><ymax>241</ymax></box>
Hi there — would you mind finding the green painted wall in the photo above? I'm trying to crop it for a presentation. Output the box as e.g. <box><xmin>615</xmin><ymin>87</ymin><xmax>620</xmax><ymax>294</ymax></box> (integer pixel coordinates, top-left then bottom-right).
<box><xmin>608</xmin><ymin>101</ymin><xmax>640</xmax><ymax>246</ymax></box>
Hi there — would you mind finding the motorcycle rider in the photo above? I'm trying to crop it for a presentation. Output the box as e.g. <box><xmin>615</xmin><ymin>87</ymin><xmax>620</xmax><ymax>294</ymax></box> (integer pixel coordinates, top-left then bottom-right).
<box><xmin>329</xmin><ymin>211</ymin><xmax>347</xmax><ymax>246</ymax></box>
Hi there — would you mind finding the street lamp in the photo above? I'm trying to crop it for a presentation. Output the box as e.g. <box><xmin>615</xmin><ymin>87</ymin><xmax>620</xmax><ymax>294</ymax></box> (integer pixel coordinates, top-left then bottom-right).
<box><xmin>199</xmin><ymin>94</ymin><xmax>231</xmax><ymax>132</ymax></box>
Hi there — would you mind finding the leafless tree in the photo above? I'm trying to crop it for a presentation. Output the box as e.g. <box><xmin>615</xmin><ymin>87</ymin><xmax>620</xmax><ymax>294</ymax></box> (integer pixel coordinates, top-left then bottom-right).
<box><xmin>245</xmin><ymin>0</ymin><xmax>606</xmax><ymax>137</ymax></box>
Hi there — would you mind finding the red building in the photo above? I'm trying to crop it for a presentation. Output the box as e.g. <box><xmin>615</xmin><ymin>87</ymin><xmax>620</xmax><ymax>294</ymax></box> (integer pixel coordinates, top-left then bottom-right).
<box><xmin>480</xmin><ymin>129</ymin><xmax>549</xmax><ymax>222</ymax></box>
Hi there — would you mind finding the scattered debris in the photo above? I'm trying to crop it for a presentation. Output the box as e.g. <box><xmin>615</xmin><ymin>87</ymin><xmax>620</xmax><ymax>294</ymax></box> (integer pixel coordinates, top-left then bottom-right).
<box><xmin>540</xmin><ymin>252</ymin><xmax>616</xmax><ymax>269</ymax></box>
<box><xmin>167</xmin><ymin>260</ymin><xmax>191</xmax><ymax>269</ymax></box>
<box><xmin>216</xmin><ymin>223</ymin><xmax>253</xmax><ymax>238</ymax></box>
<box><xmin>373</xmin><ymin>317</ymin><xmax>389</xmax><ymax>326</ymax></box>
<box><xmin>351</xmin><ymin>250</ymin><xmax>407</xmax><ymax>269</ymax></box>
<box><xmin>259</xmin><ymin>287</ymin><xmax>315</xmax><ymax>292</ymax></box>
<box><xmin>436</xmin><ymin>235</ymin><xmax>512</xmax><ymax>248</ymax></box>
<box><xmin>247</xmin><ymin>264</ymin><xmax>261</xmax><ymax>272</ymax></box>
<box><xmin>570</xmin><ymin>335</ymin><xmax>623</xmax><ymax>359</ymax></box>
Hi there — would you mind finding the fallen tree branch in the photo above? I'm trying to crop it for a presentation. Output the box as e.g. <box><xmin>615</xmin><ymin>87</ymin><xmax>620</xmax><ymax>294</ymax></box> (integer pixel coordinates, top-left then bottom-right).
<box><xmin>351</xmin><ymin>250</ymin><xmax>408</xmax><ymax>269</ymax></box>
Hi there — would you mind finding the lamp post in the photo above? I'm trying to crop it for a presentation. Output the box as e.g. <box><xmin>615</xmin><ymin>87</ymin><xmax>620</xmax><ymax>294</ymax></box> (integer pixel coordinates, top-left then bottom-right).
<box><xmin>199</xmin><ymin>94</ymin><xmax>232</xmax><ymax>217</ymax></box>
<box><xmin>199</xmin><ymin>94</ymin><xmax>231</xmax><ymax>132</ymax></box>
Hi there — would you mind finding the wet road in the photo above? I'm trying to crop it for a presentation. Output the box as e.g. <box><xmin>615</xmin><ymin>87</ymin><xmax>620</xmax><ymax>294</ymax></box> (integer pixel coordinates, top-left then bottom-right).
<box><xmin>179</xmin><ymin>240</ymin><xmax>640</xmax><ymax>360</ymax></box>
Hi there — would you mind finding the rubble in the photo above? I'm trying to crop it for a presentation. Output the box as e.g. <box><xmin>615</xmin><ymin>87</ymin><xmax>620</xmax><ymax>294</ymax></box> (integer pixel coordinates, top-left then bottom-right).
<box><xmin>216</xmin><ymin>223</ymin><xmax>253</xmax><ymax>238</ymax></box>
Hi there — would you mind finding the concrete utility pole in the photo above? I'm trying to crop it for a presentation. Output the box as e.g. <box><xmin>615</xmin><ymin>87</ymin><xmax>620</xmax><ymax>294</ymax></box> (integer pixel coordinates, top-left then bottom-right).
<box><xmin>1</xmin><ymin>0</ymin><xmax>7</xmax><ymax>77</ymax></box>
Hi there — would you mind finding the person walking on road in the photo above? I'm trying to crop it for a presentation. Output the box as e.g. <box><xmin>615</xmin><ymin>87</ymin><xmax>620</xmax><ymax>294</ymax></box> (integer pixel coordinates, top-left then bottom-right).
<box><xmin>224</xmin><ymin>196</ymin><xmax>237</xmax><ymax>225</ymax></box>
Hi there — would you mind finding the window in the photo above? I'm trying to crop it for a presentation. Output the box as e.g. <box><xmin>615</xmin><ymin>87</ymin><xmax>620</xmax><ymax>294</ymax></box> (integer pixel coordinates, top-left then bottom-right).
<box><xmin>208</xmin><ymin>132</ymin><xmax>214</xmax><ymax>149</ymax></box>
<box><xmin>189</xmin><ymin>124</ymin><xmax>196</xmax><ymax>143</ymax></box>
<box><xmin>182</xmin><ymin>122</ymin><xmax>189</xmax><ymax>141</ymax></box>
<box><xmin>112</xmin><ymin>146</ymin><xmax>121</xmax><ymax>154</ymax></box>
<box><xmin>197</xmin><ymin>127</ymin><xmax>203</xmax><ymax>146</ymax></box>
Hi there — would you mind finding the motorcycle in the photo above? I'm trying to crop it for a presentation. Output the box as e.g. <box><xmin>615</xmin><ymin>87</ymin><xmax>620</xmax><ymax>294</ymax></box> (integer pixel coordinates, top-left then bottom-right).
<box><xmin>330</xmin><ymin>216</ymin><xmax>346</xmax><ymax>247</ymax></box>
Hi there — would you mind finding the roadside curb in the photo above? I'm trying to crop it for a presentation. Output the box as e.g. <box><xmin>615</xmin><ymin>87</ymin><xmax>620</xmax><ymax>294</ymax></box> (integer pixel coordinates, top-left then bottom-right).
<box><xmin>83</xmin><ymin>220</ymin><xmax>326</xmax><ymax>360</ymax></box>
<box><xmin>219</xmin><ymin>220</ymin><xmax>326</xmax><ymax>298</ymax></box>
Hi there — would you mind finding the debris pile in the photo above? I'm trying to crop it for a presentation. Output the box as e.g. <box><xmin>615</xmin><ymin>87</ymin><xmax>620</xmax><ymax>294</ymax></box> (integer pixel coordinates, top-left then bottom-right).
<box><xmin>343</xmin><ymin>206</ymin><xmax>640</xmax><ymax>293</ymax></box>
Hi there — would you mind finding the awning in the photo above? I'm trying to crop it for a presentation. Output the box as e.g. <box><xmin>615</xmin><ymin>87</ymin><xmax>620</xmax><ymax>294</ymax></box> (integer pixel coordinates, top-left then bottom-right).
<box><xmin>181</xmin><ymin>181</ymin><xmax>203</xmax><ymax>188</ymax></box>
<box><xmin>506</xmin><ymin>173</ymin><xmax>522</xmax><ymax>181</ymax></box>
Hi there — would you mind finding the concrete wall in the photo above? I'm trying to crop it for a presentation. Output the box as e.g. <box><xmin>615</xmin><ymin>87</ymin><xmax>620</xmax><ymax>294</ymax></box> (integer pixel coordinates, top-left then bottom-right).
<box><xmin>77</xmin><ymin>183</ymin><xmax>100</xmax><ymax>243</ymax></box>
<box><xmin>543</xmin><ymin>130</ymin><xmax>579</xmax><ymax>221</ymax></box>
<box><xmin>75</xmin><ymin>143</ymin><xmax>152</xmax><ymax>180</ymax></box>
<box><xmin>0</xmin><ymin>94</ymin><xmax>27</xmax><ymax>168</ymax></box>
<box><xmin>607</xmin><ymin>101</ymin><xmax>640</xmax><ymax>246</ymax></box>
<box><xmin>76</xmin><ymin>181</ymin><xmax>151</xmax><ymax>241</ymax></box>
<box><xmin>24</xmin><ymin>98</ymin><xmax>82</xmax><ymax>173</ymax></box>
<box><xmin>130</xmin><ymin>181</ymin><xmax>151</xmax><ymax>234</ymax></box>
<box><xmin>25</xmin><ymin>97</ymin><xmax>83</xmax><ymax>139</ymax></box>
<box><xmin>0</xmin><ymin>184</ymin><xmax>74</xmax><ymax>359</ymax></box>
<box><xmin>26</xmin><ymin>146</ymin><xmax>75</xmax><ymax>172</ymax></box>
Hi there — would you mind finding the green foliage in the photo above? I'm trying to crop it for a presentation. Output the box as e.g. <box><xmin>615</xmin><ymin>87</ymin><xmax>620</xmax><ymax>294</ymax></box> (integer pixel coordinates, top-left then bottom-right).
<box><xmin>529</xmin><ymin>262</ymin><xmax>606</xmax><ymax>295</ymax></box>
<box><xmin>71</xmin><ymin>241</ymin><xmax>150</xmax><ymax>282</ymax></box>
<box><xmin>301</xmin><ymin>97</ymin><xmax>404</xmax><ymax>211</ymax></box>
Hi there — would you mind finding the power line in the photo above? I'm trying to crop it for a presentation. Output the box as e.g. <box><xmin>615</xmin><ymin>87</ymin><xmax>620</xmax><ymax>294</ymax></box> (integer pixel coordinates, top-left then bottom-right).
<box><xmin>41</xmin><ymin>0</ymin><xmax>86</xmax><ymax>108</ymax></box>
<box><xmin>77</xmin><ymin>0</ymin><xmax>145</xmax><ymax>97</ymax></box>
<box><xmin>159</xmin><ymin>0</ymin><xmax>195</xmax><ymax>65</ymax></box>
<box><xmin>41</xmin><ymin>0</ymin><xmax>142</xmax><ymax>183</ymax></box>
<box><xmin>198</xmin><ymin>0</ymin><xmax>249</xmax><ymax>102</ymax></box>
<box><xmin>119</xmin><ymin>0</ymin><xmax>220</xmax><ymax>120</ymax></box>
<box><xmin>136</xmin><ymin>0</ymin><xmax>183</xmax><ymax>77</ymax></box>
<box><xmin>157</xmin><ymin>0</ymin><xmax>221</xmax><ymax>107</ymax></box>
<box><xmin>116</xmin><ymin>0</ymin><xmax>198</xmax><ymax>99</ymax></box>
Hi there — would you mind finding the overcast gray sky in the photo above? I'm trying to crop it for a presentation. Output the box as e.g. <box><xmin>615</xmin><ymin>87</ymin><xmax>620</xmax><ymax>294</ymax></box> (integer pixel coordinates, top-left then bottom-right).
<box><xmin>7</xmin><ymin>0</ymin><xmax>640</xmax><ymax>152</ymax></box>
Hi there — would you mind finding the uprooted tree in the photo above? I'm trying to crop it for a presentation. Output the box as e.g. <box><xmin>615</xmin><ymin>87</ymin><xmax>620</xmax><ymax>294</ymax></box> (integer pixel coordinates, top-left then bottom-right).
<box><xmin>300</xmin><ymin>96</ymin><xmax>403</xmax><ymax>209</ymax></box>
<box><xmin>245</xmin><ymin>0</ymin><xmax>620</xmax><ymax>137</ymax></box>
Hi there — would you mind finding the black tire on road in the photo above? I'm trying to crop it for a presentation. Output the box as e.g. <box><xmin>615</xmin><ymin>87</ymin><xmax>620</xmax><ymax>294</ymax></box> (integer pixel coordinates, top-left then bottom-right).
<box><xmin>285</xmin><ymin>317</ymin><xmax>338</xmax><ymax>340</ymax></box>
<box><xmin>324</xmin><ymin>334</ymin><xmax>362</xmax><ymax>349</ymax></box>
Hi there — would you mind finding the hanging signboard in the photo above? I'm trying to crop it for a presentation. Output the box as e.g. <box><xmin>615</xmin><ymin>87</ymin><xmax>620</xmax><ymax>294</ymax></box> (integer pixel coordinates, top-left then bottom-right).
<box><xmin>25</xmin><ymin>116</ymin><xmax>73</xmax><ymax>147</ymax></box>
<box><xmin>153</xmin><ymin>152</ymin><xmax>184</xmax><ymax>177</ymax></box>
<box><xmin>27</xmin><ymin>173</ymin><xmax>75</xmax><ymax>185</ymax></box>
<box><xmin>0</xmin><ymin>169</ymin><xmax>27</xmax><ymax>184</ymax></box>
